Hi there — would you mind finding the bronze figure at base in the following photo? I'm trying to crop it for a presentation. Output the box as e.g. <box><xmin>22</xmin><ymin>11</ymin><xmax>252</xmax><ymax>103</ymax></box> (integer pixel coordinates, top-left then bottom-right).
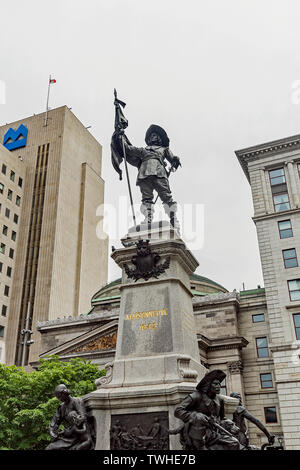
<box><xmin>172</xmin><ymin>370</ymin><xmax>278</xmax><ymax>450</ymax></box>
<box><xmin>46</xmin><ymin>384</ymin><xmax>95</xmax><ymax>451</ymax></box>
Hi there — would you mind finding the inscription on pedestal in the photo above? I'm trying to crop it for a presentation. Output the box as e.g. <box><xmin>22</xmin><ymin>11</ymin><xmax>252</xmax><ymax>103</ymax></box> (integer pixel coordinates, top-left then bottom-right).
<box><xmin>121</xmin><ymin>288</ymin><xmax>173</xmax><ymax>356</ymax></box>
<box><xmin>110</xmin><ymin>412</ymin><xmax>169</xmax><ymax>450</ymax></box>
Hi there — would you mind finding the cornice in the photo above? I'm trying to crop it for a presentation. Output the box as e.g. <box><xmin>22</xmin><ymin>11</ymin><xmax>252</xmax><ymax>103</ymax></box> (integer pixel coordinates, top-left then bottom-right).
<box><xmin>193</xmin><ymin>291</ymin><xmax>239</xmax><ymax>308</ymax></box>
<box><xmin>236</xmin><ymin>134</ymin><xmax>300</xmax><ymax>183</ymax></box>
<box><xmin>197</xmin><ymin>334</ymin><xmax>248</xmax><ymax>352</ymax></box>
<box><xmin>111</xmin><ymin>239</ymin><xmax>199</xmax><ymax>275</ymax></box>
<box><xmin>36</xmin><ymin>309</ymin><xmax>119</xmax><ymax>330</ymax></box>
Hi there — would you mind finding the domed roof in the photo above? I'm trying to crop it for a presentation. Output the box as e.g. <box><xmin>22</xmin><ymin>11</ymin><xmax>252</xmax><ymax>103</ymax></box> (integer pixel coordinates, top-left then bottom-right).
<box><xmin>91</xmin><ymin>273</ymin><xmax>227</xmax><ymax>307</ymax></box>
<box><xmin>190</xmin><ymin>273</ymin><xmax>228</xmax><ymax>292</ymax></box>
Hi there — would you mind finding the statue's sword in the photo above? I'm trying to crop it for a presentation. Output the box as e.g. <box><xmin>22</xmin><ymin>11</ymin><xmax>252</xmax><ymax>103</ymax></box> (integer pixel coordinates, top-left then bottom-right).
<box><xmin>153</xmin><ymin>159</ymin><xmax>181</xmax><ymax>206</ymax></box>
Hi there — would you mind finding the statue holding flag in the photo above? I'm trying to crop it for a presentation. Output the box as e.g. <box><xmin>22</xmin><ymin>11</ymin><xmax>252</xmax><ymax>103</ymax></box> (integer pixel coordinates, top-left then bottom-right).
<box><xmin>111</xmin><ymin>90</ymin><xmax>181</xmax><ymax>231</ymax></box>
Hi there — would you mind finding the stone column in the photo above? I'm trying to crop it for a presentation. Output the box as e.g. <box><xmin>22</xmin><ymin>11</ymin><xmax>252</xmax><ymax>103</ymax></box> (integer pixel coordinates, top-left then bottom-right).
<box><xmin>286</xmin><ymin>160</ymin><xmax>300</xmax><ymax>208</ymax></box>
<box><xmin>260</xmin><ymin>169</ymin><xmax>271</xmax><ymax>214</ymax></box>
<box><xmin>228</xmin><ymin>360</ymin><xmax>245</xmax><ymax>401</ymax></box>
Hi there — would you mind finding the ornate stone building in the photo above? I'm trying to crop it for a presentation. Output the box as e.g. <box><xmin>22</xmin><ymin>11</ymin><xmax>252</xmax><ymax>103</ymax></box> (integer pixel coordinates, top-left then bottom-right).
<box><xmin>36</xmin><ymin>274</ymin><xmax>279</xmax><ymax>448</ymax></box>
<box><xmin>35</xmin><ymin>131</ymin><xmax>300</xmax><ymax>450</ymax></box>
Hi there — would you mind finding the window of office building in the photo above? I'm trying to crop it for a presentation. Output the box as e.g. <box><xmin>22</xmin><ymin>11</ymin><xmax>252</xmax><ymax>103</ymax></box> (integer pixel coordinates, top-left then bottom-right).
<box><xmin>283</xmin><ymin>249</ymin><xmax>298</xmax><ymax>268</ymax></box>
<box><xmin>1</xmin><ymin>305</ymin><xmax>7</xmax><ymax>317</ymax></box>
<box><xmin>2</xmin><ymin>225</ymin><xmax>8</xmax><ymax>236</ymax></box>
<box><xmin>9</xmin><ymin>248</ymin><xmax>14</xmax><ymax>260</ymax></box>
<box><xmin>1</xmin><ymin>164</ymin><xmax>6</xmax><ymax>175</ymax></box>
<box><xmin>10</xmin><ymin>171</ymin><xmax>15</xmax><ymax>182</ymax></box>
<box><xmin>11</xmin><ymin>231</ymin><xmax>16</xmax><ymax>242</ymax></box>
<box><xmin>0</xmin><ymin>326</ymin><xmax>4</xmax><ymax>337</ymax></box>
<box><xmin>293</xmin><ymin>314</ymin><xmax>300</xmax><ymax>340</ymax></box>
<box><xmin>288</xmin><ymin>279</ymin><xmax>300</xmax><ymax>301</ymax></box>
<box><xmin>7</xmin><ymin>189</ymin><xmax>12</xmax><ymax>201</ymax></box>
<box><xmin>252</xmin><ymin>313</ymin><xmax>265</xmax><ymax>323</ymax></box>
<box><xmin>269</xmin><ymin>169</ymin><xmax>290</xmax><ymax>212</ymax></box>
<box><xmin>269</xmin><ymin>168</ymin><xmax>286</xmax><ymax>186</ymax></box>
<box><xmin>4</xmin><ymin>285</ymin><xmax>9</xmax><ymax>297</ymax></box>
<box><xmin>278</xmin><ymin>220</ymin><xmax>293</xmax><ymax>239</ymax></box>
<box><xmin>264</xmin><ymin>407</ymin><xmax>278</xmax><ymax>424</ymax></box>
<box><xmin>256</xmin><ymin>337</ymin><xmax>269</xmax><ymax>358</ymax></box>
<box><xmin>0</xmin><ymin>243</ymin><xmax>5</xmax><ymax>254</ymax></box>
<box><xmin>6</xmin><ymin>266</ymin><xmax>12</xmax><ymax>278</ymax></box>
<box><xmin>13</xmin><ymin>214</ymin><xmax>18</xmax><ymax>224</ymax></box>
<box><xmin>0</xmin><ymin>262</ymin><xmax>2</xmax><ymax>273</ymax></box>
<box><xmin>0</xmin><ymin>183</ymin><xmax>4</xmax><ymax>194</ymax></box>
<box><xmin>5</xmin><ymin>208</ymin><xmax>10</xmax><ymax>218</ymax></box>
<box><xmin>18</xmin><ymin>177</ymin><xmax>23</xmax><ymax>188</ymax></box>
<box><xmin>260</xmin><ymin>373</ymin><xmax>273</xmax><ymax>389</ymax></box>
<box><xmin>16</xmin><ymin>195</ymin><xmax>21</xmax><ymax>206</ymax></box>
<box><xmin>273</xmin><ymin>193</ymin><xmax>290</xmax><ymax>212</ymax></box>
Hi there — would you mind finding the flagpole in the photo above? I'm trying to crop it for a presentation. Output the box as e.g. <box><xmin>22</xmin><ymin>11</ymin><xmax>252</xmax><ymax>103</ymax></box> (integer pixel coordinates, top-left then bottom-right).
<box><xmin>44</xmin><ymin>75</ymin><xmax>51</xmax><ymax>127</ymax></box>
<box><xmin>113</xmin><ymin>89</ymin><xmax>137</xmax><ymax>229</ymax></box>
<box><xmin>121</xmin><ymin>135</ymin><xmax>137</xmax><ymax>228</ymax></box>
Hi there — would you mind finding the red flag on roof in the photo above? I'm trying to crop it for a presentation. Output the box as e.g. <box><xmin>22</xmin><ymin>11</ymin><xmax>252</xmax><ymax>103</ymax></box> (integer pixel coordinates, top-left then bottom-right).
<box><xmin>50</xmin><ymin>78</ymin><xmax>56</xmax><ymax>84</ymax></box>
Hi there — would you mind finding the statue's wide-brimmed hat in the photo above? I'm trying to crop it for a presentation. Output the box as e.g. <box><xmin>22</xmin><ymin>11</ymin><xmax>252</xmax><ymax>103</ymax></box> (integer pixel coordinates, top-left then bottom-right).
<box><xmin>145</xmin><ymin>124</ymin><xmax>170</xmax><ymax>147</ymax></box>
<box><xmin>196</xmin><ymin>369</ymin><xmax>226</xmax><ymax>391</ymax></box>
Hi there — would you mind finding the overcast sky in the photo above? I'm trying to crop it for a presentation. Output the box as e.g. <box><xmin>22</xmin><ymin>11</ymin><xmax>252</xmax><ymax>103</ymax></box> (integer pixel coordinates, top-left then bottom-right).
<box><xmin>2</xmin><ymin>0</ymin><xmax>300</xmax><ymax>292</ymax></box>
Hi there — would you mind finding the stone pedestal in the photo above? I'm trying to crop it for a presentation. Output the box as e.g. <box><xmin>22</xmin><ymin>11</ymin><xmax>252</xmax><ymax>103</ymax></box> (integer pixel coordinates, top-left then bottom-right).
<box><xmin>83</xmin><ymin>223</ymin><xmax>207</xmax><ymax>449</ymax></box>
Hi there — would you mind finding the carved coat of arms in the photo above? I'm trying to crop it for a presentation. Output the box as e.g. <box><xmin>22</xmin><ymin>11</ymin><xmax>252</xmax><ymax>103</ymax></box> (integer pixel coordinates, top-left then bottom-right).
<box><xmin>124</xmin><ymin>240</ymin><xmax>170</xmax><ymax>282</ymax></box>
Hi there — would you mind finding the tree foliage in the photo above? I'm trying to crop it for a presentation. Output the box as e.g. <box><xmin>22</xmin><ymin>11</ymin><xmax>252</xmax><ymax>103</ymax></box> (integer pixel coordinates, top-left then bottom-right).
<box><xmin>0</xmin><ymin>356</ymin><xmax>105</xmax><ymax>450</ymax></box>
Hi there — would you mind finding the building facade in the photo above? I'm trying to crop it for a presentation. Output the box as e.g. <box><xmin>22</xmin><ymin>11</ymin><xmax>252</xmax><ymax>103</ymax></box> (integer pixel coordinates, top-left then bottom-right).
<box><xmin>6</xmin><ymin>128</ymin><xmax>299</xmax><ymax>449</ymax></box>
<box><xmin>0</xmin><ymin>107</ymin><xmax>108</xmax><ymax>366</ymax></box>
<box><xmin>0</xmin><ymin>144</ymin><xmax>25</xmax><ymax>364</ymax></box>
<box><xmin>237</xmin><ymin>135</ymin><xmax>300</xmax><ymax>449</ymax></box>
<box><xmin>36</xmin><ymin>275</ymin><xmax>281</xmax><ymax>448</ymax></box>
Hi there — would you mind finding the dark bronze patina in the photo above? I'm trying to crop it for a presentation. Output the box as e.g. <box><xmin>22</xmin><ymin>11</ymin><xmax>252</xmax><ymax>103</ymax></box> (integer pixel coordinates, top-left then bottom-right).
<box><xmin>111</xmin><ymin>91</ymin><xmax>181</xmax><ymax>231</ymax></box>
<box><xmin>172</xmin><ymin>370</ymin><xmax>241</xmax><ymax>450</ymax></box>
<box><xmin>230</xmin><ymin>392</ymin><xmax>276</xmax><ymax>449</ymax></box>
<box><xmin>124</xmin><ymin>239</ymin><xmax>170</xmax><ymax>282</ymax></box>
<box><xmin>110</xmin><ymin>412</ymin><xmax>169</xmax><ymax>450</ymax></box>
<box><xmin>46</xmin><ymin>384</ymin><xmax>95</xmax><ymax>450</ymax></box>
<box><xmin>171</xmin><ymin>371</ymin><xmax>282</xmax><ymax>450</ymax></box>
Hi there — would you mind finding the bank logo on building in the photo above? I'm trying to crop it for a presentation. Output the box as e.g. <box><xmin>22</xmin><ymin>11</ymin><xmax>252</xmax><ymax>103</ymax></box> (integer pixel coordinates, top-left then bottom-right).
<box><xmin>3</xmin><ymin>124</ymin><xmax>28</xmax><ymax>151</ymax></box>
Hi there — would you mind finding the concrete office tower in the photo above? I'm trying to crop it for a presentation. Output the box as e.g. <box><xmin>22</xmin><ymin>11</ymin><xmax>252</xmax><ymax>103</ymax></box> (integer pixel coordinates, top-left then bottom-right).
<box><xmin>0</xmin><ymin>145</ymin><xmax>25</xmax><ymax>364</ymax></box>
<box><xmin>237</xmin><ymin>135</ymin><xmax>300</xmax><ymax>450</ymax></box>
<box><xmin>0</xmin><ymin>107</ymin><xmax>108</xmax><ymax>366</ymax></box>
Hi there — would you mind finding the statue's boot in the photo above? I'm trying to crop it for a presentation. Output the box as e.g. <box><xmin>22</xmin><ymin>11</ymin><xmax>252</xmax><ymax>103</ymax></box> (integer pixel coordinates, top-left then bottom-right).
<box><xmin>164</xmin><ymin>202</ymin><xmax>180</xmax><ymax>234</ymax></box>
<box><xmin>140</xmin><ymin>202</ymin><xmax>154</xmax><ymax>226</ymax></box>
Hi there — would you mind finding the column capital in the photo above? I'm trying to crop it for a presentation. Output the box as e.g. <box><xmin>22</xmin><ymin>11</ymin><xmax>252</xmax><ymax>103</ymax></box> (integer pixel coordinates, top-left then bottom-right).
<box><xmin>228</xmin><ymin>360</ymin><xmax>243</xmax><ymax>375</ymax></box>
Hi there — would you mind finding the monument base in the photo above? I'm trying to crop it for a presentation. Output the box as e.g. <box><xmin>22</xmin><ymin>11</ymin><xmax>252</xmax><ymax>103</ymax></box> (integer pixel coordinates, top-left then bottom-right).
<box><xmin>84</xmin><ymin>223</ymin><xmax>215</xmax><ymax>449</ymax></box>
<box><xmin>83</xmin><ymin>380</ymin><xmax>239</xmax><ymax>450</ymax></box>
<box><xmin>83</xmin><ymin>382</ymin><xmax>198</xmax><ymax>450</ymax></box>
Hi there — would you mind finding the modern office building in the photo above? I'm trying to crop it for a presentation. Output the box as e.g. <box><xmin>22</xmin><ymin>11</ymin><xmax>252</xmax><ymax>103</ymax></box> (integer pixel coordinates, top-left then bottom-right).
<box><xmin>0</xmin><ymin>144</ymin><xmax>25</xmax><ymax>364</ymax></box>
<box><xmin>0</xmin><ymin>106</ymin><xmax>108</xmax><ymax>366</ymax></box>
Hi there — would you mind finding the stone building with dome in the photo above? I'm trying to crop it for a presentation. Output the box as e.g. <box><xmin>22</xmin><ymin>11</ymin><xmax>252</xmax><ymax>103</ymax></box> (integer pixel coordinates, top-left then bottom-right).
<box><xmin>34</xmin><ymin>129</ymin><xmax>300</xmax><ymax>450</ymax></box>
<box><xmin>36</xmin><ymin>272</ymin><xmax>278</xmax><ymax>448</ymax></box>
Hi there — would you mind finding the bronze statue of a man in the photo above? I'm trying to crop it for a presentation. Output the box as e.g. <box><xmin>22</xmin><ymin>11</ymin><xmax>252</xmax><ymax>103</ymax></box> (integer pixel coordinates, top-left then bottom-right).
<box><xmin>174</xmin><ymin>370</ymin><xmax>240</xmax><ymax>450</ymax></box>
<box><xmin>114</xmin><ymin>124</ymin><xmax>181</xmax><ymax>230</ymax></box>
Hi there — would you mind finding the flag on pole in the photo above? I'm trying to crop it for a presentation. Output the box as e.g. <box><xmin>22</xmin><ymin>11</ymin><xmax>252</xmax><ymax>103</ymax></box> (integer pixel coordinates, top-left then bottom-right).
<box><xmin>49</xmin><ymin>78</ymin><xmax>56</xmax><ymax>84</ymax></box>
<box><xmin>111</xmin><ymin>89</ymin><xmax>131</xmax><ymax>180</ymax></box>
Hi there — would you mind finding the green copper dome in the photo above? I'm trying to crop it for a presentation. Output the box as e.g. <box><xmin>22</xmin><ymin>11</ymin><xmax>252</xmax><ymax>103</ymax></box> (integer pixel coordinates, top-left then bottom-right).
<box><xmin>91</xmin><ymin>273</ymin><xmax>228</xmax><ymax>307</ymax></box>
